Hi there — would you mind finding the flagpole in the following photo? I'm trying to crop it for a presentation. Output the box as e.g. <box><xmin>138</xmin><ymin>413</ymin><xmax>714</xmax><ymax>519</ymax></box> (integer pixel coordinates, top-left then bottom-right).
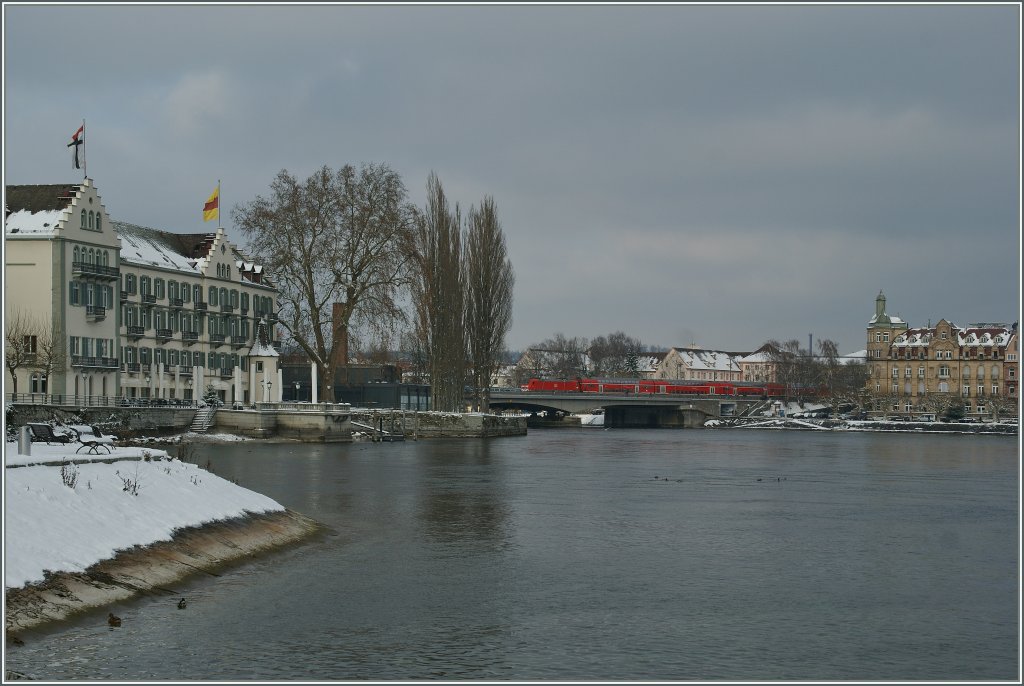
<box><xmin>218</xmin><ymin>180</ymin><xmax>222</xmax><ymax>229</ymax></box>
<box><xmin>81</xmin><ymin>119</ymin><xmax>87</xmax><ymax>180</ymax></box>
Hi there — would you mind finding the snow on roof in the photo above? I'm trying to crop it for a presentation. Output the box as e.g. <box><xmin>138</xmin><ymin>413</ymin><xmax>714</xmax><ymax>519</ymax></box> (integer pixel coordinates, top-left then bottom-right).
<box><xmin>5</xmin><ymin>209</ymin><xmax>64</xmax><ymax>236</ymax></box>
<box><xmin>738</xmin><ymin>351</ymin><xmax>772</xmax><ymax>363</ymax></box>
<box><xmin>116</xmin><ymin>223</ymin><xmax>202</xmax><ymax>273</ymax></box>
<box><xmin>672</xmin><ymin>348</ymin><xmax>740</xmax><ymax>372</ymax></box>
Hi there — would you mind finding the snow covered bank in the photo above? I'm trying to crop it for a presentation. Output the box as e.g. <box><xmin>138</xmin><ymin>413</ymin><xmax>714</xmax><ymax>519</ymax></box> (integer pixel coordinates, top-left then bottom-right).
<box><xmin>4</xmin><ymin>442</ymin><xmax>322</xmax><ymax>632</ymax></box>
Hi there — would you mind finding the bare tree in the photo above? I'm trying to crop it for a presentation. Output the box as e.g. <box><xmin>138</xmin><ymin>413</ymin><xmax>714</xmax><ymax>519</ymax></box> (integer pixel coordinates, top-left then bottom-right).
<box><xmin>589</xmin><ymin>331</ymin><xmax>644</xmax><ymax>377</ymax></box>
<box><xmin>411</xmin><ymin>173</ymin><xmax>466</xmax><ymax>412</ymax></box>
<box><xmin>5</xmin><ymin>308</ymin><xmax>38</xmax><ymax>395</ymax></box>
<box><xmin>233</xmin><ymin>163</ymin><xmax>416</xmax><ymax>401</ymax></box>
<box><xmin>986</xmin><ymin>394</ymin><xmax>1015</xmax><ymax>422</ymax></box>
<box><xmin>465</xmin><ymin>196</ymin><xmax>514</xmax><ymax>412</ymax></box>
<box><xmin>5</xmin><ymin>309</ymin><xmax>63</xmax><ymax>396</ymax></box>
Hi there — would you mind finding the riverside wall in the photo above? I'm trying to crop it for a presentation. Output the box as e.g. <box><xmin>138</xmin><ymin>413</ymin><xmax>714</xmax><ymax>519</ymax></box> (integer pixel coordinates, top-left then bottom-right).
<box><xmin>351</xmin><ymin>410</ymin><xmax>528</xmax><ymax>439</ymax></box>
<box><xmin>6</xmin><ymin>404</ymin><xmax>195</xmax><ymax>434</ymax></box>
<box><xmin>4</xmin><ymin>509</ymin><xmax>323</xmax><ymax>635</ymax></box>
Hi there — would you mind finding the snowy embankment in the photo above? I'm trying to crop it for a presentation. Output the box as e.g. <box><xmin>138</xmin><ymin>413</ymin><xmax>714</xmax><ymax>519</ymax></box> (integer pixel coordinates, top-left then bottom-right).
<box><xmin>4</xmin><ymin>442</ymin><xmax>283</xmax><ymax>590</ymax></box>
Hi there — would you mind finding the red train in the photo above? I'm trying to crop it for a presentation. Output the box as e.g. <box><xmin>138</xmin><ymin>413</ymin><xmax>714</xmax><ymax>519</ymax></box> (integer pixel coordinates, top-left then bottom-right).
<box><xmin>522</xmin><ymin>378</ymin><xmax>787</xmax><ymax>398</ymax></box>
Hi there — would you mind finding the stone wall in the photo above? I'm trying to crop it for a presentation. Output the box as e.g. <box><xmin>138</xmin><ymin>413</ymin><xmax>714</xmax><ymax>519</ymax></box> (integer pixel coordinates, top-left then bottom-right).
<box><xmin>352</xmin><ymin>410</ymin><xmax>527</xmax><ymax>439</ymax></box>
<box><xmin>213</xmin><ymin>406</ymin><xmax>353</xmax><ymax>442</ymax></box>
<box><xmin>7</xmin><ymin>404</ymin><xmax>196</xmax><ymax>435</ymax></box>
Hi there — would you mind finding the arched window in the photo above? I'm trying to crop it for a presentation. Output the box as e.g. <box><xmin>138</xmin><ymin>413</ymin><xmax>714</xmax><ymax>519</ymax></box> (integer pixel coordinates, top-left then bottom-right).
<box><xmin>219</xmin><ymin>287</ymin><xmax>228</xmax><ymax>306</ymax></box>
<box><xmin>209</xmin><ymin>286</ymin><xmax>218</xmax><ymax>306</ymax></box>
<box><xmin>193</xmin><ymin>284</ymin><xmax>202</xmax><ymax>304</ymax></box>
<box><xmin>95</xmin><ymin>214</ymin><xmax>102</xmax><ymax>232</ymax></box>
<box><xmin>154</xmin><ymin>278</ymin><xmax>165</xmax><ymax>299</ymax></box>
<box><xmin>88</xmin><ymin>248</ymin><xmax>95</xmax><ymax>264</ymax></box>
<box><xmin>230</xmin><ymin>290</ymin><xmax>238</xmax><ymax>307</ymax></box>
<box><xmin>963</xmin><ymin>366</ymin><xmax>970</xmax><ymax>380</ymax></box>
<box><xmin>73</xmin><ymin>246</ymin><xmax>80</xmax><ymax>263</ymax></box>
<box><xmin>182</xmin><ymin>283</ymin><xmax>190</xmax><ymax>303</ymax></box>
<box><xmin>88</xmin><ymin>211</ymin><xmax>94</xmax><ymax>230</ymax></box>
<box><xmin>992</xmin><ymin>365</ymin><xmax>999</xmax><ymax>379</ymax></box>
<box><xmin>81</xmin><ymin>209</ymin><xmax>87</xmax><ymax>228</ymax></box>
<box><xmin>977</xmin><ymin>367</ymin><xmax>985</xmax><ymax>380</ymax></box>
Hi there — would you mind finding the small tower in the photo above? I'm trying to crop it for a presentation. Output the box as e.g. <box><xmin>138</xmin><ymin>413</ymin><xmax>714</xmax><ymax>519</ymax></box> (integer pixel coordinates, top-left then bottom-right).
<box><xmin>247</xmin><ymin>318</ymin><xmax>279</xmax><ymax>403</ymax></box>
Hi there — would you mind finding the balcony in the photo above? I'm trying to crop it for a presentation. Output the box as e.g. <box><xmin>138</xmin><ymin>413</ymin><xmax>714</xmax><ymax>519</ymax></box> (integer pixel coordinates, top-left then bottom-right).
<box><xmin>210</xmin><ymin>333</ymin><xmax>226</xmax><ymax>346</ymax></box>
<box><xmin>125</xmin><ymin>362</ymin><xmax>141</xmax><ymax>374</ymax></box>
<box><xmin>230</xmin><ymin>336</ymin><xmax>247</xmax><ymax>349</ymax></box>
<box><xmin>120</xmin><ymin>290</ymin><xmax>128</xmax><ymax>303</ymax></box>
<box><xmin>179</xmin><ymin>365</ymin><xmax>193</xmax><ymax>376</ymax></box>
<box><xmin>126</xmin><ymin>325</ymin><xmax>145</xmax><ymax>339</ymax></box>
<box><xmin>219</xmin><ymin>368</ymin><xmax>234</xmax><ymax>379</ymax></box>
<box><xmin>182</xmin><ymin>331</ymin><xmax>199</xmax><ymax>346</ymax></box>
<box><xmin>141</xmin><ymin>294</ymin><xmax>156</xmax><ymax>307</ymax></box>
<box><xmin>155</xmin><ymin>328</ymin><xmax>172</xmax><ymax>341</ymax></box>
<box><xmin>72</xmin><ymin>356</ymin><xmax>119</xmax><ymax>369</ymax></box>
<box><xmin>71</xmin><ymin>261</ymin><xmax>119</xmax><ymax>281</ymax></box>
<box><xmin>86</xmin><ymin>305</ymin><xmax>106</xmax><ymax>321</ymax></box>
<box><xmin>240</xmin><ymin>307</ymin><xmax>249</xmax><ymax>316</ymax></box>
<box><xmin>221</xmin><ymin>304</ymin><xmax>234</xmax><ymax>314</ymax></box>
<box><xmin>194</xmin><ymin>301</ymin><xmax>208</xmax><ymax>312</ymax></box>
<box><xmin>170</xmin><ymin>298</ymin><xmax>184</xmax><ymax>309</ymax></box>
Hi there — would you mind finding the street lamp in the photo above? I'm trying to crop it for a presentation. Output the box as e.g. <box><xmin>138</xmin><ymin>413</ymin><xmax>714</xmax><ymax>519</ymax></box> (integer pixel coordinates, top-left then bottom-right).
<box><xmin>294</xmin><ymin>381</ymin><xmax>301</xmax><ymax>401</ymax></box>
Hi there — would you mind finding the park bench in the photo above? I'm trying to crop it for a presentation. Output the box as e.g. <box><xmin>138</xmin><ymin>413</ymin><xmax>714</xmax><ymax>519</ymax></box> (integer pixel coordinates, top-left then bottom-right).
<box><xmin>26</xmin><ymin>423</ymin><xmax>74</xmax><ymax>445</ymax></box>
<box><xmin>69</xmin><ymin>425</ymin><xmax>117</xmax><ymax>455</ymax></box>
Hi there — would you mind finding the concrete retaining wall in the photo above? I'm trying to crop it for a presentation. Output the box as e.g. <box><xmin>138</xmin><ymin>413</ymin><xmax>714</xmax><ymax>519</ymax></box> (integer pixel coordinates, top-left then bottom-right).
<box><xmin>4</xmin><ymin>509</ymin><xmax>323</xmax><ymax>635</ymax></box>
<box><xmin>213</xmin><ymin>405</ymin><xmax>353</xmax><ymax>442</ymax></box>
<box><xmin>352</xmin><ymin>410</ymin><xmax>527</xmax><ymax>439</ymax></box>
<box><xmin>7</xmin><ymin>405</ymin><xmax>196</xmax><ymax>434</ymax></box>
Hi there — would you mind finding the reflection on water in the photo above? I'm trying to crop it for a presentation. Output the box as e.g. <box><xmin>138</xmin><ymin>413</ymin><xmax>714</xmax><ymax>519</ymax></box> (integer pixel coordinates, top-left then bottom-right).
<box><xmin>5</xmin><ymin>430</ymin><xmax>1018</xmax><ymax>680</ymax></box>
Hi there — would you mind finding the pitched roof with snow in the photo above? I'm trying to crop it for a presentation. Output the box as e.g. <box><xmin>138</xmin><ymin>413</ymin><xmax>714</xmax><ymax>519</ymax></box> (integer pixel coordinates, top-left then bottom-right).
<box><xmin>4</xmin><ymin>184</ymin><xmax>80</xmax><ymax>236</ymax></box>
<box><xmin>670</xmin><ymin>348</ymin><xmax>741</xmax><ymax>372</ymax></box>
<box><xmin>114</xmin><ymin>222</ymin><xmax>211</xmax><ymax>273</ymax></box>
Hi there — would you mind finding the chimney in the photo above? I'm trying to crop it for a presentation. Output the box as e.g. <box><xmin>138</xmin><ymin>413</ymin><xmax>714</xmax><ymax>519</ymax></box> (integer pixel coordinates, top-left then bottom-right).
<box><xmin>331</xmin><ymin>303</ymin><xmax>348</xmax><ymax>373</ymax></box>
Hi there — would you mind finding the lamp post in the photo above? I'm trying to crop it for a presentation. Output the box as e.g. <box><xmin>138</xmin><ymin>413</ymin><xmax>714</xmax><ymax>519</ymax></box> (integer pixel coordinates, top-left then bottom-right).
<box><xmin>187</xmin><ymin>378</ymin><xmax>194</xmax><ymax>406</ymax></box>
<box><xmin>145</xmin><ymin>375</ymin><xmax>152</xmax><ymax>404</ymax></box>
<box><xmin>294</xmin><ymin>381</ymin><xmax>301</xmax><ymax>402</ymax></box>
<box><xmin>261</xmin><ymin>379</ymin><xmax>272</xmax><ymax>403</ymax></box>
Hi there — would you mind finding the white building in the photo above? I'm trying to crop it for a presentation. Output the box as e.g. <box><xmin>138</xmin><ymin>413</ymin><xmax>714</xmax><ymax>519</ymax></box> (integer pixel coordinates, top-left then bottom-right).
<box><xmin>652</xmin><ymin>345</ymin><xmax>743</xmax><ymax>382</ymax></box>
<box><xmin>4</xmin><ymin>179</ymin><xmax>280</xmax><ymax>405</ymax></box>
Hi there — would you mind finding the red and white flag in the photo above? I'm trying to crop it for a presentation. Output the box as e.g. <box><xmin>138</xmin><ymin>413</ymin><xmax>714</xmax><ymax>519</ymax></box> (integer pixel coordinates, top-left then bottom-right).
<box><xmin>68</xmin><ymin>124</ymin><xmax>84</xmax><ymax>170</ymax></box>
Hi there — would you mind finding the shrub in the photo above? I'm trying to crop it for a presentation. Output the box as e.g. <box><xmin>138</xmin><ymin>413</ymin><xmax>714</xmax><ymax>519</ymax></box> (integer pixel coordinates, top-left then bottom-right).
<box><xmin>60</xmin><ymin>460</ymin><xmax>79</xmax><ymax>489</ymax></box>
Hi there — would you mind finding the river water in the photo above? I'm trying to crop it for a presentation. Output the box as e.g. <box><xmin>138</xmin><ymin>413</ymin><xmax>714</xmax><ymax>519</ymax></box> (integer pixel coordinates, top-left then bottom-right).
<box><xmin>5</xmin><ymin>429</ymin><xmax>1019</xmax><ymax>681</ymax></box>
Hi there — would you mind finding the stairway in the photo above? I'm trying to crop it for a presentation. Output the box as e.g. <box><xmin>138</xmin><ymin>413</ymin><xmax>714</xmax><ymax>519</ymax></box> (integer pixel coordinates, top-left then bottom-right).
<box><xmin>190</xmin><ymin>407</ymin><xmax>217</xmax><ymax>434</ymax></box>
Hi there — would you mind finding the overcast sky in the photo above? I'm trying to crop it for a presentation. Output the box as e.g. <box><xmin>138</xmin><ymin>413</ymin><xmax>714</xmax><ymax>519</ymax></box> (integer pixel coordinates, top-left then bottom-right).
<box><xmin>3</xmin><ymin>3</ymin><xmax>1020</xmax><ymax>355</ymax></box>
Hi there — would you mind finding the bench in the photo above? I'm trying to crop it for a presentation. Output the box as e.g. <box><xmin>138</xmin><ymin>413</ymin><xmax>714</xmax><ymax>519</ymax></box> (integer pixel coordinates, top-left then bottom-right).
<box><xmin>26</xmin><ymin>423</ymin><xmax>74</xmax><ymax>445</ymax></box>
<box><xmin>70</xmin><ymin>425</ymin><xmax>117</xmax><ymax>455</ymax></box>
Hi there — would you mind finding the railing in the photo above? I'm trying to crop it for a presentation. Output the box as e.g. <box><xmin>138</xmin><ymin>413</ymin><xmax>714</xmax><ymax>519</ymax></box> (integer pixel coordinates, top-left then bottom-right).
<box><xmin>125</xmin><ymin>362</ymin><xmax>141</xmax><ymax>373</ymax></box>
<box><xmin>194</xmin><ymin>301</ymin><xmax>208</xmax><ymax>311</ymax></box>
<box><xmin>231</xmin><ymin>336</ymin><xmax>247</xmax><ymax>348</ymax></box>
<box><xmin>210</xmin><ymin>333</ymin><xmax>226</xmax><ymax>345</ymax></box>
<box><xmin>219</xmin><ymin>368</ymin><xmax>234</xmax><ymax>378</ymax></box>
<box><xmin>127</xmin><ymin>325</ymin><xmax>145</xmax><ymax>338</ymax></box>
<box><xmin>221</xmin><ymin>304</ymin><xmax>234</xmax><ymax>313</ymax></box>
<box><xmin>170</xmin><ymin>298</ymin><xmax>184</xmax><ymax>308</ymax></box>
<box><xmin>120</xmin><ymin>291</ymin><xmax>128</xmax><ymax>302</ymax></box>
<box><xmin>156</xmin><ymin>328</ymin><xmax>172</xmax><ymax>340</ymax></box>
<box><xmin>182</xmin><ymin>331</ymin><xmax>199</xmax><ymax>345</ymax></box>
<box><xmin>71</xmin><ymin>356</ymin><xmax>119</xmax><ymax>369</ymax></box>
<box><xmin>179</xmin><ymin>365</ymin><xmax>193</xmax><ymax>375</ymax></box>
<box><xmin>86</xmin><ymin>305</ymin><xmax>106</xmax><ymax>320</ymax></box>
<box><xmin>5</xmin><ymin>393</ymin><xmax>197</xmax><ymax>408</ymax></box>
<box><xmin>71</xmin><ymin>262</ymin><xmax>119</xmax><ymax>280</ymax></box>
<box><xmin>141</xmin><ymin>294</ymin><xmax>156</xmax><ymax>306</ymax></box>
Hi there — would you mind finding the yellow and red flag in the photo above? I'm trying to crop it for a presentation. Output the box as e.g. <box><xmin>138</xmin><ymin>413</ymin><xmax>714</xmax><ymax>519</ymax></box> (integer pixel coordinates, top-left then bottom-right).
<box><xmin>203</xmin><ymin>184</ymin><xmax>220</xmax><ymax>223</ymax></box>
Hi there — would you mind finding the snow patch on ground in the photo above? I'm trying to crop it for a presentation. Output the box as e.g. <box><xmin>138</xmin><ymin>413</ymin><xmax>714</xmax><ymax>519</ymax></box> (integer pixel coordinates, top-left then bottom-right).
<box><xmin>4</xmin><ymin>443</ymin><xmax>283</xmax><ymax>590</ymax></box>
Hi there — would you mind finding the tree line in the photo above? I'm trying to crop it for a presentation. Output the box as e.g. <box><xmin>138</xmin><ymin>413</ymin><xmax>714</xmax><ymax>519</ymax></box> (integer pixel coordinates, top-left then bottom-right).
<box><xmin>233</xmin><ymin>163</ymin><xmax>514</xmax><ymax>413</ymax></box>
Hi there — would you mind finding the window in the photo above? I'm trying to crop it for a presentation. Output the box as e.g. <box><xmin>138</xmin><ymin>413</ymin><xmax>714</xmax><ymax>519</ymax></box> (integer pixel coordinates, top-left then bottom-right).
<box><xmin>905</xmin><ymin>367</ymin><xmax>911</xmax><ymax>378</ymax></box>
<box><xmin>154</xmin><ymin>278</ymin><xmax>165</xmax><ymax>300</ymax></box>
<box><xmin>209</xmin><ymin>287</ymin><xmax>218</xmax><ymax>306</ymax></box>
<box><xmin>70</xmin><ymin>281</ymin><xmax>80</xmax><ymax>305</ymax></box>
<box><xmin>918</xmin><ymin>366</ymin><xmax>925</xmax><ymax>378</ymax></box>
<box><xmin>231</xmin><ymin>290</ymin><xmax>239</xmax><ymax>307</ymax></box>
<box><xmin>892</xmin><ymin>383</ymin><xmax>899</xmax><ymax>394</ymax></box>
<box><xmin>883</xmin><ymin>332</ymin><xmax>890</xmax><ymax>343</ymax></box>
<box><xmin>194</xmin><ymin>284</ymin><xmax>202</xmax><ymax>304</ymax></box>
<box><xmin>1009</xmin><ymin>353</ymin><xmax>1018</xmax><ymax>362</ymax></box>
<box><xmin>991</xmin><ymin>365</ymin><xmax>999</xmax><ymax>379</ymax></box>
<box><xmin>95</xmin><ymin>214</ymin><xmax>101</xmax><ymax>232</ymax></box>
<box><xmin>140</xmin><ymin>276</ymin><xmax>151</xmax><ymax>296</ymax></box>
<box><xmin>939</xmin><ymin>382</ymin><xmax>949</xmax><ymax>393</ymax></box>
<box><xmin>892</xmin><ymin>367</ymin><xmax>899</xmax><ymax>378</ymax></box>
<box><xmin>30</xmin><ymin>373</ymin><xmax>48</xmax><ymax>394</ymax></box>
<box><xmin>992</xmin><ymin>385</ymin><xmax>999</xmax><ymax>395</ymax></box>
<box><xmin>241</xmin><ymin>292</ymin><xmax>249</xmax><ymax>311</ymax></box>
<box><xmin>88</xmin><ymin>211</ymin><xmax>94</xmax><ymax>230</ymax></box>
<box><xmin>126</xmin><ymin>274</ymin><xmax>137</xmax><ymax>294</ymax></box>
<box><xmin>941</xmin><ymin>331</ymin><xmax>947</xmax><ymax>340</ymax></box>
<box><xmin>182</xmin><ymin>284</ymin><xmax>190</xmax><ymax>303</ymax></box>
<box><xmin>963</xmin><ymin>385</ymin><xmax>970</xmax><ymax>396</ymax></box>
<box><xmin>23</xmin><ymin>335</ymin><xmax>37</xmax><ymax>353</ymax></box>
<box><xmin>939</xmin><ymin>365</ymin><xmax>950</xmax><ymax>378</ymax></box>
<box><xmin>963</xmin><ymin>366</ymin><xmax>970</xmax><ymax>380</ymax></box>
<box><xmin>977</xmin><ymin>366</ymin><xmax>984</xmax><ymax>380</ymax></box>
<box><xmin>918</xmin><ymin>381</ymin><xmax>925</xmax><ymax>395</ymax></box>
<box><xmin>978</xmin><ymin>385</ymin><xmax>984</xmax><ymax>396</ymax></box>
<box><xmin>80</xmin><ymin>209</ymin><xmax>86</xmax><ymax>228</ymax></box>
<box><xmin>1009</xmin><ymin>368</ymin><xmax>1016</xmax><ymax>380</ymax></box>
<box><xmin>169</xmin><ymin>281</ymin><xmax>178</xmax><ymax>300</ymax></box>
<box><xmin>875</xmin><ymin>333</ymin><xmax>881</xmax><ymax>343</ymax></box>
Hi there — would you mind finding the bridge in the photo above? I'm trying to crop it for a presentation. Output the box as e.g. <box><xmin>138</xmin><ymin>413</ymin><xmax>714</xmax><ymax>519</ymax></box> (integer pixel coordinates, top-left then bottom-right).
<box><xmin>488</xmin><ymin>390</ymin><xmax>769</xmax><ymax>428</ymax></box>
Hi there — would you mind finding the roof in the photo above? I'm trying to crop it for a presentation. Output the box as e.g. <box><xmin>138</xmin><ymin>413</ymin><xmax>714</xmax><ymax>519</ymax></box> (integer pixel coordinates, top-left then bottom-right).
<box><xmin>248</xmin><ymin>319</ymin><xmax>279</xmax><ymax>358</ymax></box>
<box><xmin>668</xmin><ymin>348</ymin><xmax>741</xmax><ymax>372</ymax></box>
<box><xmin>5</xmin><ymin>184</ymin><xmax>80</xmax><ymax>214</ymax></box>
<box><xmin>114</xmin><ymin>221</ymin><xmax>211</xmax><ymax>273</ymax></box>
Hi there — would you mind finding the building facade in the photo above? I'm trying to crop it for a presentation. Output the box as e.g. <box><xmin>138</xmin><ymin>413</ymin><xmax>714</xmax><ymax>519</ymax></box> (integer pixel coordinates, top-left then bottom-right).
<box><xmin>652</xmin><ymin>346</ymin><xmax>744</xmax><ymax>382</ymax></box>
<box><xmin>5</xmin><ymin>179</ymin><xmax>280</xmax><ymax>405</ymax></box>
<box><xmin>864</xmin><ymin>291</ymin><xmax>1018</xmax><ymax>419</ymax></box>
